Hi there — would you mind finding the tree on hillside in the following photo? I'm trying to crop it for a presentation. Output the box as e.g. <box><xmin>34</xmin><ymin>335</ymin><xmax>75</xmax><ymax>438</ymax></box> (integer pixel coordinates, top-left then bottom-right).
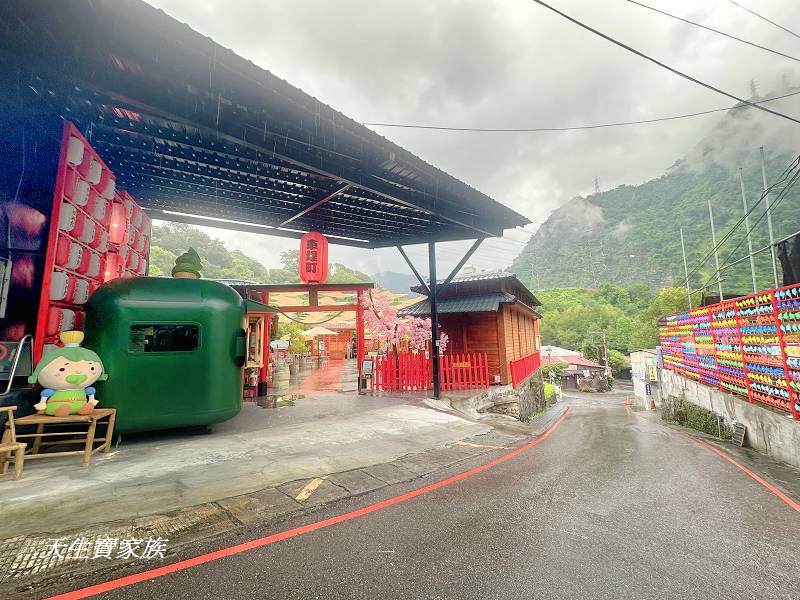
<box><xmin>148</xmin><ymin>245</ymin><xmax>177</xmax><ymax>277</ymax></box>
<box><xmin>280</xmin><ymin>249</ymin><xmax>299</xmax><ymax>273</ymax></box>
<box><xmin>328</xmin><ymin>263</ymin><xmax>371</xmax><ymax>283</ymax></box>
<box><xmin>630</xmin><ymin>287</ymin><xmax>698</xmax><ymax>350</ymax></box>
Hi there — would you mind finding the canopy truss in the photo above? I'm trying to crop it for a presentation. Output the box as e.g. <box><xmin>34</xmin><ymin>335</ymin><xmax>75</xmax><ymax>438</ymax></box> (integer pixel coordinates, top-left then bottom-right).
<box><xmin>0</xmin><ymin>0</ymin><xmax>529</xmax><ymax>248</ymax></box>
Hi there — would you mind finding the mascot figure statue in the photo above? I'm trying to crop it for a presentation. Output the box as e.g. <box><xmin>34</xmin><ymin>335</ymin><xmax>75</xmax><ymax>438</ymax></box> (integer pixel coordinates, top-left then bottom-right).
<box><xmin>28</xmin><ymin>331</ymin><xmax>107</xmax><ymax>417</ymax></box>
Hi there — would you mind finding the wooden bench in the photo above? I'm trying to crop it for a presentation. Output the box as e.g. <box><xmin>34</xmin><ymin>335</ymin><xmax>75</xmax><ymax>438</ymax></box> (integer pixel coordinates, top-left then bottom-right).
<box><xmin>0</xmin><ymin>406</ymin><xmax>26</xmax><ymax>480</ymax></box>
<box><xmin>6</xmin><ymin>408</ymin><xmax>116</xmax><ymax>466</ymax></box>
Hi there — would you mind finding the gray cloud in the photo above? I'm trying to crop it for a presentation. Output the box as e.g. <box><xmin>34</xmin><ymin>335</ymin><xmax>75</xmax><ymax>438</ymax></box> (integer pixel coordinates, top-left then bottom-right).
<box><xmin>147</xmin><ymin>0</ymin><xmax>800</xmax><ymax>276</ymax></box>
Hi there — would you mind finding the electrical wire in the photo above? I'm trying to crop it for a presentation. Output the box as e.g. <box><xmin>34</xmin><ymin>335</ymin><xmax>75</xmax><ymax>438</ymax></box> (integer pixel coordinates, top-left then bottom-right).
<box><xmin>363</xmin><ymin>90</ymin><xmax>800</xmax><ymax>133</ymax></box>
<box><xmin>696</xmin><ymin>166</ymin><xmax>800</xmax><ymax>291</ymax></box>
<box><xmin>527</xmin><ymin>0</ymin><xmax>800</xmax><ymax>125</ymax></box>
<box><xmin>625</xmin><ymin>0</ymin><xmax>800</xmax><ymax>63</ymax></box>
<box><xmin>695</xmin><ymin>163</ymin><xmax>800</xmax><ymax>290</ymax></box>
<box><xmin>725</xmin><ymin>0</ymin><xmax>800</xmax><ymax>41</ymax></box>
<box><xmin>683</xmin><ymin>155</ymin><xmax>800</xmax><ymax>282</ymax></box>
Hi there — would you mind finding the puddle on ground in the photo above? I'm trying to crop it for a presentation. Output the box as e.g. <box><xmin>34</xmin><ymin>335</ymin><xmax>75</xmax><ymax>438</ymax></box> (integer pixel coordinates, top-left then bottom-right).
<box><xmin>264</xmin><ymin>394</ymin><xmax>304</xmax><ymax>408</ymax></box>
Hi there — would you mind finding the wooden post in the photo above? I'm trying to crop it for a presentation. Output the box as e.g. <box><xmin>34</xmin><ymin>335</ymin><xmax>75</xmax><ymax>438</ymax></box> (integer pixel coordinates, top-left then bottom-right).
<box><xmin>258</xmin><ymin>291</ymin><xmax>270</xmax><ymax>396</ymax></box>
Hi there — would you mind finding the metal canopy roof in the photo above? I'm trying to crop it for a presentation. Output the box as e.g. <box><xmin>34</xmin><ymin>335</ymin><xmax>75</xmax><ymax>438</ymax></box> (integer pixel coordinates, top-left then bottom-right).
<box><xmin>0</xmin><ymin>0</ymin><xmax>529</xmax><ymax>248</ymax></box>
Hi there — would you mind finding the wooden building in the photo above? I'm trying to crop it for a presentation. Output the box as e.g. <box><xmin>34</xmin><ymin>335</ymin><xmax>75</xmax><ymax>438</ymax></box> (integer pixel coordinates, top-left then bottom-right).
<box><xmin>399</xmin><ymin>271</ymin><xmax>542</xmax><ymax>385</ymax></box>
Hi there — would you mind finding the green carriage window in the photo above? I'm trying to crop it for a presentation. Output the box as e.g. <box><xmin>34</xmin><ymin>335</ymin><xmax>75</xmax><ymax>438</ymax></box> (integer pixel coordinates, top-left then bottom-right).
<box><xmin>129</xmin><ymin>324</ymin><xmax>200</xmax><ymax>352</ymax></box>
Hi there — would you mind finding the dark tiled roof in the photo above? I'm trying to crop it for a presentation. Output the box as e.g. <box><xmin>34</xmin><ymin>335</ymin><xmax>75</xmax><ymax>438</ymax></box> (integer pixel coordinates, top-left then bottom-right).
<box><xmin>398</xmin><ymin>292</ymin><xmax>517</xmax><ymax>316</ymax></box>
<box><xmin>415</xmin><ymin>270</ymin><xmax>513</xmax><ymax>288</ymax></box>
<box><xmin>410</xmin><ymin>270</ymin><xmax>541</xmax><ymax>307</ymax></box>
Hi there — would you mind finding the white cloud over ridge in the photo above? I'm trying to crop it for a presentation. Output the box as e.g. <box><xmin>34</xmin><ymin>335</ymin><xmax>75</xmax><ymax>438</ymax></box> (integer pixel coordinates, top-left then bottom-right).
<box><xmin>146</xmin><ymin>0</ymin><xmax>800</xmax><ymax>276</ymax></box>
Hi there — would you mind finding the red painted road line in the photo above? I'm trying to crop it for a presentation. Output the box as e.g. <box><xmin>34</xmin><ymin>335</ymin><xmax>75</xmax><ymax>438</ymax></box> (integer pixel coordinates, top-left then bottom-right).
<box><xmin>686</xmin><ymin>433</ymin><xmax>800</xmax><ymax>514</ymax></box>
<box><xmin>47</xmin><ymin>406</ymin><xmax>572</xmax><ymax>600</ymax></box>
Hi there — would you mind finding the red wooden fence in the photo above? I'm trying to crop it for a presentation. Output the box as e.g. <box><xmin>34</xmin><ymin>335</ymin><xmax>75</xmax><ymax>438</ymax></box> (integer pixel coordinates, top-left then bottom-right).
<box><xmin>371</xmin><ymin>352</ymin><xmax>489</xmax><ymax>392</ymax></box>
<box><xmin>509</xmin><ymin>351</ymin><xmax>542</xmax><ymax>389</ymax></box>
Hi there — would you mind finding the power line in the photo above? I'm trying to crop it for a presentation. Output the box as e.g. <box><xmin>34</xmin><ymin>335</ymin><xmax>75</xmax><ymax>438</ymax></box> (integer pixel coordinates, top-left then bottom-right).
<box><xmin>696</xmin><ymin>166</ymin><xmax>800</xmax><ymax>291</ymax></box>
<box><xmin>625</xmin><ymin>0</ymin><xmax>800</xmax><ymax>63</ymax></box>
<box><xmin>684</xmin><ymin>156</ymin><xmax>800</xmax><ymax>283</ymax></box>
<box><xmin>686</xmin><ymin>156</ymin><xmax>800</xmax><ymax>283</ymax></box>
<box><xmin>362</xmin><ymin>90</ymin><xmax>800</xmax><ymax>133</ymax></box>
<box><xmin>726</xmin><ymin>0</ymin><xmax>800</xmax><ymax>41</ymax></box>
<box><xmin>527</xmin><ymin>0</ymin><xmax>800</xmax><ymax>125</ymax></box>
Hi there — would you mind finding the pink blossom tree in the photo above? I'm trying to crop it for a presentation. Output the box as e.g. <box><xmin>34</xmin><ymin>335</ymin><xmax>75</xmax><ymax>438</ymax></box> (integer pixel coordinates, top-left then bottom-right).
<box><xmin>361</xmin><ymin>290</ymin><xmax>448</xmax><ymax>356</ymax></box>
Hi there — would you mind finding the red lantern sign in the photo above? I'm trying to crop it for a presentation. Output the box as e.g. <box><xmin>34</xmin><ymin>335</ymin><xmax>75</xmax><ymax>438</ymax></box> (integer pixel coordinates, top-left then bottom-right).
<box><xmin>299</xmin><ymin>231</ymin><xmax>329</xmax><ymax>284</ymax></box>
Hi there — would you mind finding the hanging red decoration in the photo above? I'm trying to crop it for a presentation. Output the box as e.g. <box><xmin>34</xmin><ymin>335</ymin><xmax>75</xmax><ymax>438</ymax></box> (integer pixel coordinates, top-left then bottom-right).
<box><xmin>108</xmin><ymin>202</ymin><xmax>128</xmax><ymax>244</ymax></box>
<box><xmin>299</xmin><ymin>231</ymin><xmax>328</xmax><ymax>284</ymax></box>
<box><xmin>103</xmin><ymin>252</ymin><xmax>121</xmax><ymax>282</ymax></box>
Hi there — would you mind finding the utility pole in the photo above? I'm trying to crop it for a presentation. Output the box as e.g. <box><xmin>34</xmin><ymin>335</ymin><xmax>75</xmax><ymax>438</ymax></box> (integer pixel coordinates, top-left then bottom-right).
<box><xmin>760</xmin><ymin>146</ymin><xmax>779</xmax><ymax>288</ymax></box>
<box><xmin>707</xmin><ymin>199</ymin><xmax>724</xmax><ymax>301</ymax></box>
<box><xmin>589</xmin><ymin>331</ymin><xmax>608</xmax><ymax>371</ymax></box>
<box><xmin>738</xmin><ymin>167</ymin><xmax>758</xmax><ymax>293</ymax></box>
<box><xmin>594</xmin><ymin>176</ymin><xmax>600</xmax><ymax>194</ymax></box>
<box><xmin>680</xmin><ymin>228</ymin><xmax>693</xmax><ymax>309</ymax></box>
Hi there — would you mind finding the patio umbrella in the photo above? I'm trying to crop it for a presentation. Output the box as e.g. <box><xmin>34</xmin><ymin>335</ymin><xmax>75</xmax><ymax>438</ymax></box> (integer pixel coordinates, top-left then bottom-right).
<box><xmin>302</xmin><ymin>326</ymin><xmax>338</xmax><ymax>338</ymax></box>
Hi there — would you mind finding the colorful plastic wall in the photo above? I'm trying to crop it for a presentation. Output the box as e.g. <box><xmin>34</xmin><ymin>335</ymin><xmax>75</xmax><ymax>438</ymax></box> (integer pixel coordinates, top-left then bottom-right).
<box><xmin>33</xmin><ymin>122</ymin><xmax>150</xmax><ymax>360</ymax></box>
<box><xmin>658</xmin><ymin>284</ymin><xmax>800</xmax><ymax>420</ymax></box>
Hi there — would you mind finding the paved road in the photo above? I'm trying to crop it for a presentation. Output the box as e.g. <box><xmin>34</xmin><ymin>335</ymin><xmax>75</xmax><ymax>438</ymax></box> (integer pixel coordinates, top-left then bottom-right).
<box><xmin>52</xmin><ymin>390</ymin><xmax>800</xmax><ymax>600</ymax></box>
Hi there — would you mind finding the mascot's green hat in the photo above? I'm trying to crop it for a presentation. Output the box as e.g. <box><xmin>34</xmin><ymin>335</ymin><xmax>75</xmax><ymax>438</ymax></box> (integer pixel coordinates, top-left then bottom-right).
<box><xmin>172</xmin><ymin>247</ymin><xmax>203</xmax><ymax>277</ymax></box>
<box><xmin>28</xmin><ymin>331</ymin><xmax>107</xmax><ymax>384</ymax></box>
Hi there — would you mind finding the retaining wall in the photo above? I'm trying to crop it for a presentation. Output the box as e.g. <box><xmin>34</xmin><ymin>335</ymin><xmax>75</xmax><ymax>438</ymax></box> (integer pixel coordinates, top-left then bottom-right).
<box><xmin>660</xmin><ymin>369</ymin><xmax>800</xmax><ymax>469</ymax></box>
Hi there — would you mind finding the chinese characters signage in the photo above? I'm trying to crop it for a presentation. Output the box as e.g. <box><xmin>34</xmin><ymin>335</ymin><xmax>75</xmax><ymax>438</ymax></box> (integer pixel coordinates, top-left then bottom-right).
<box><xmin>299</xmin><ymin>231</ymin><xmax>329</xmax><ymax>284</ymax></box>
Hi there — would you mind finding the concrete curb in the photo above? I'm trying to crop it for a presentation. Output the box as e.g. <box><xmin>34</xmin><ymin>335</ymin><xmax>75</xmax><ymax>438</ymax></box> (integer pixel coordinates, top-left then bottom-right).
<box><xmin>0</xmin><ymin>428</ymin><xmax>521</xmax><ymax>598</ymax></box>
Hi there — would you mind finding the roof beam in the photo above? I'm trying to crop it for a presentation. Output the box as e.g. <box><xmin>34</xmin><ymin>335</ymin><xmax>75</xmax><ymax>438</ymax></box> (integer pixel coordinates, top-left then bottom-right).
<box><xmin>437</xmin><ymin>238</ymin><xmax>485</xmax><ymax>296</ymax></box>
<box><xmin>396</xmin><ymin>246</ymin><xmax>430</xmax><ymax>295</ymax></box>
<box><xmin>146</xmin><ymin>209</ymin><xmax>371</xmax><ymax>248</ymax></box>
<box><xmin>278</xmin><ymin>184</ymin><xmax>351</xmax><ymax>227</ymax></box>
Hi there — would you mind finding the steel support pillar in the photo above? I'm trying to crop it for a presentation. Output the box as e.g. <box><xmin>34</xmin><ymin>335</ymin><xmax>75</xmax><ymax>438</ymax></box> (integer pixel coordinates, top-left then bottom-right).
<box><xmin>429</xmin><ymin>242</ymin><xmax>441</xmax><ymax>399</ymax></box>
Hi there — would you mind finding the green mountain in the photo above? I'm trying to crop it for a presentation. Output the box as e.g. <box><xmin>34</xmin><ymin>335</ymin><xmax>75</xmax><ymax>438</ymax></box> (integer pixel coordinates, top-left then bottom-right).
<box><xmin>512</xmin><ymin>93</ymin><xmax>800</xmax><ymax>295</ymax></box>
<box><xmin>149</xmin><ymin>222</ymin><xmax>371</xmax><ymax>284</ymax></box>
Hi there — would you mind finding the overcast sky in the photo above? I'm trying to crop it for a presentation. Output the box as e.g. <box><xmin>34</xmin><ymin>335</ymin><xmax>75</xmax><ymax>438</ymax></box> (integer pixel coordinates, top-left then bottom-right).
<box><xmin>146</xmin><ymin>0</ymin><xmax>800</xmax><ymax>277</ymax></box>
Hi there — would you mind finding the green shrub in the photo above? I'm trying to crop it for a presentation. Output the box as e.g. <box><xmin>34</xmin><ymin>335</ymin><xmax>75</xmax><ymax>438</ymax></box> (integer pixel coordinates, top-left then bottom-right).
<box><xmin>543</xmin><ymin>383</ymin><xmax>556</xmax><ymax>401</ymax></box>
<box><xmin>669</xmin><ymin>399</ymin><xmax>732</xmax><ymax>439</ymax></box>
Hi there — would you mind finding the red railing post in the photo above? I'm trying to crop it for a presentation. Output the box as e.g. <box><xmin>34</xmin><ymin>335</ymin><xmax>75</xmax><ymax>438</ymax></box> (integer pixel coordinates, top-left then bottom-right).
<box><xmin>509</xmin><ymin>351</ymin><xmax>541</xmax><ymax>389</ymax></box>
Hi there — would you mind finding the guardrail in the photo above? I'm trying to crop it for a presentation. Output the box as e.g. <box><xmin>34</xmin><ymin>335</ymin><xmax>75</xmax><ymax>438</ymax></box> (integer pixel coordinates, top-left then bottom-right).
<box><xmin>509</xmin><ymin>351</ymin><xmax>541</xmax><ymax>389</ymax></box>
<box><xmin>658</xmin><ymin>282</ymin><xmax>800</xmax><ymax>420</ymax></box>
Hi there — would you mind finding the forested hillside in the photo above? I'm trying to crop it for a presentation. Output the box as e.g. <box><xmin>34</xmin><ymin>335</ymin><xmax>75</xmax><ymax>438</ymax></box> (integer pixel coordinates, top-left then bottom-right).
<box><xmin>535</xmin><ymin>284</ymin><xmax>692</xmax><ymax>362</ymax></box>
<box><xmin>512</xmin><ymin>92</ymin><xmax>800</xmax><ymax>294</ymax></box>
<box><xmin>149</xmin><ymin>223</ymin><xmax>372</xmax><ymax>284</ymax></box>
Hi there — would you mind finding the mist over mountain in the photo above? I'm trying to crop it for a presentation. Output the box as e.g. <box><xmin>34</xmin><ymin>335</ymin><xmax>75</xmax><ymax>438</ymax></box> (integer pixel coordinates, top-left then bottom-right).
<box><xmin>371</xmin><ymin>271</ymin><xmax>418</xmax><ymax>294</ymax></box>
<box><xmin>511</xmin><ymin>91</ymin><xmax>800</xmax><ymax>294</ymax></box>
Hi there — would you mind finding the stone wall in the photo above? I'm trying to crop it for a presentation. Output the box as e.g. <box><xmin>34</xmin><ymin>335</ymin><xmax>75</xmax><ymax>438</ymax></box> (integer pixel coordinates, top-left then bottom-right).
<box><xmin>518</xmin><ymin>372</ymin><xmax>547</xmax><ymax>421</ymax></box>
<box><xmin>449</xmin><ymin>372</ymin><xmax>548</xmax><ymax>422</ymax></box>
<box><xmin>660</xmin><ymin>369</ymin><xmax>800</xmax><ymax>469</ymax></box>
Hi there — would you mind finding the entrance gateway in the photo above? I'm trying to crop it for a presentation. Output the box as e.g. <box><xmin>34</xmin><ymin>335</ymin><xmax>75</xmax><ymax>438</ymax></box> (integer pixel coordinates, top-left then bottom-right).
<box><xmin>0</xmin><ymin>0</ymin><xmax>530</xmax><ymax>399</ymax></box>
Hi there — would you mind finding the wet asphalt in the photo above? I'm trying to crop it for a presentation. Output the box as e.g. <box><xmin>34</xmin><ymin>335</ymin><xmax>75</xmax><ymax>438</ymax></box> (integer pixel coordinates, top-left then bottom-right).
<box><xmin>48</xmin><ymin>388</ymin><xmax>800</xmax><ymax>600</ymax></box>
